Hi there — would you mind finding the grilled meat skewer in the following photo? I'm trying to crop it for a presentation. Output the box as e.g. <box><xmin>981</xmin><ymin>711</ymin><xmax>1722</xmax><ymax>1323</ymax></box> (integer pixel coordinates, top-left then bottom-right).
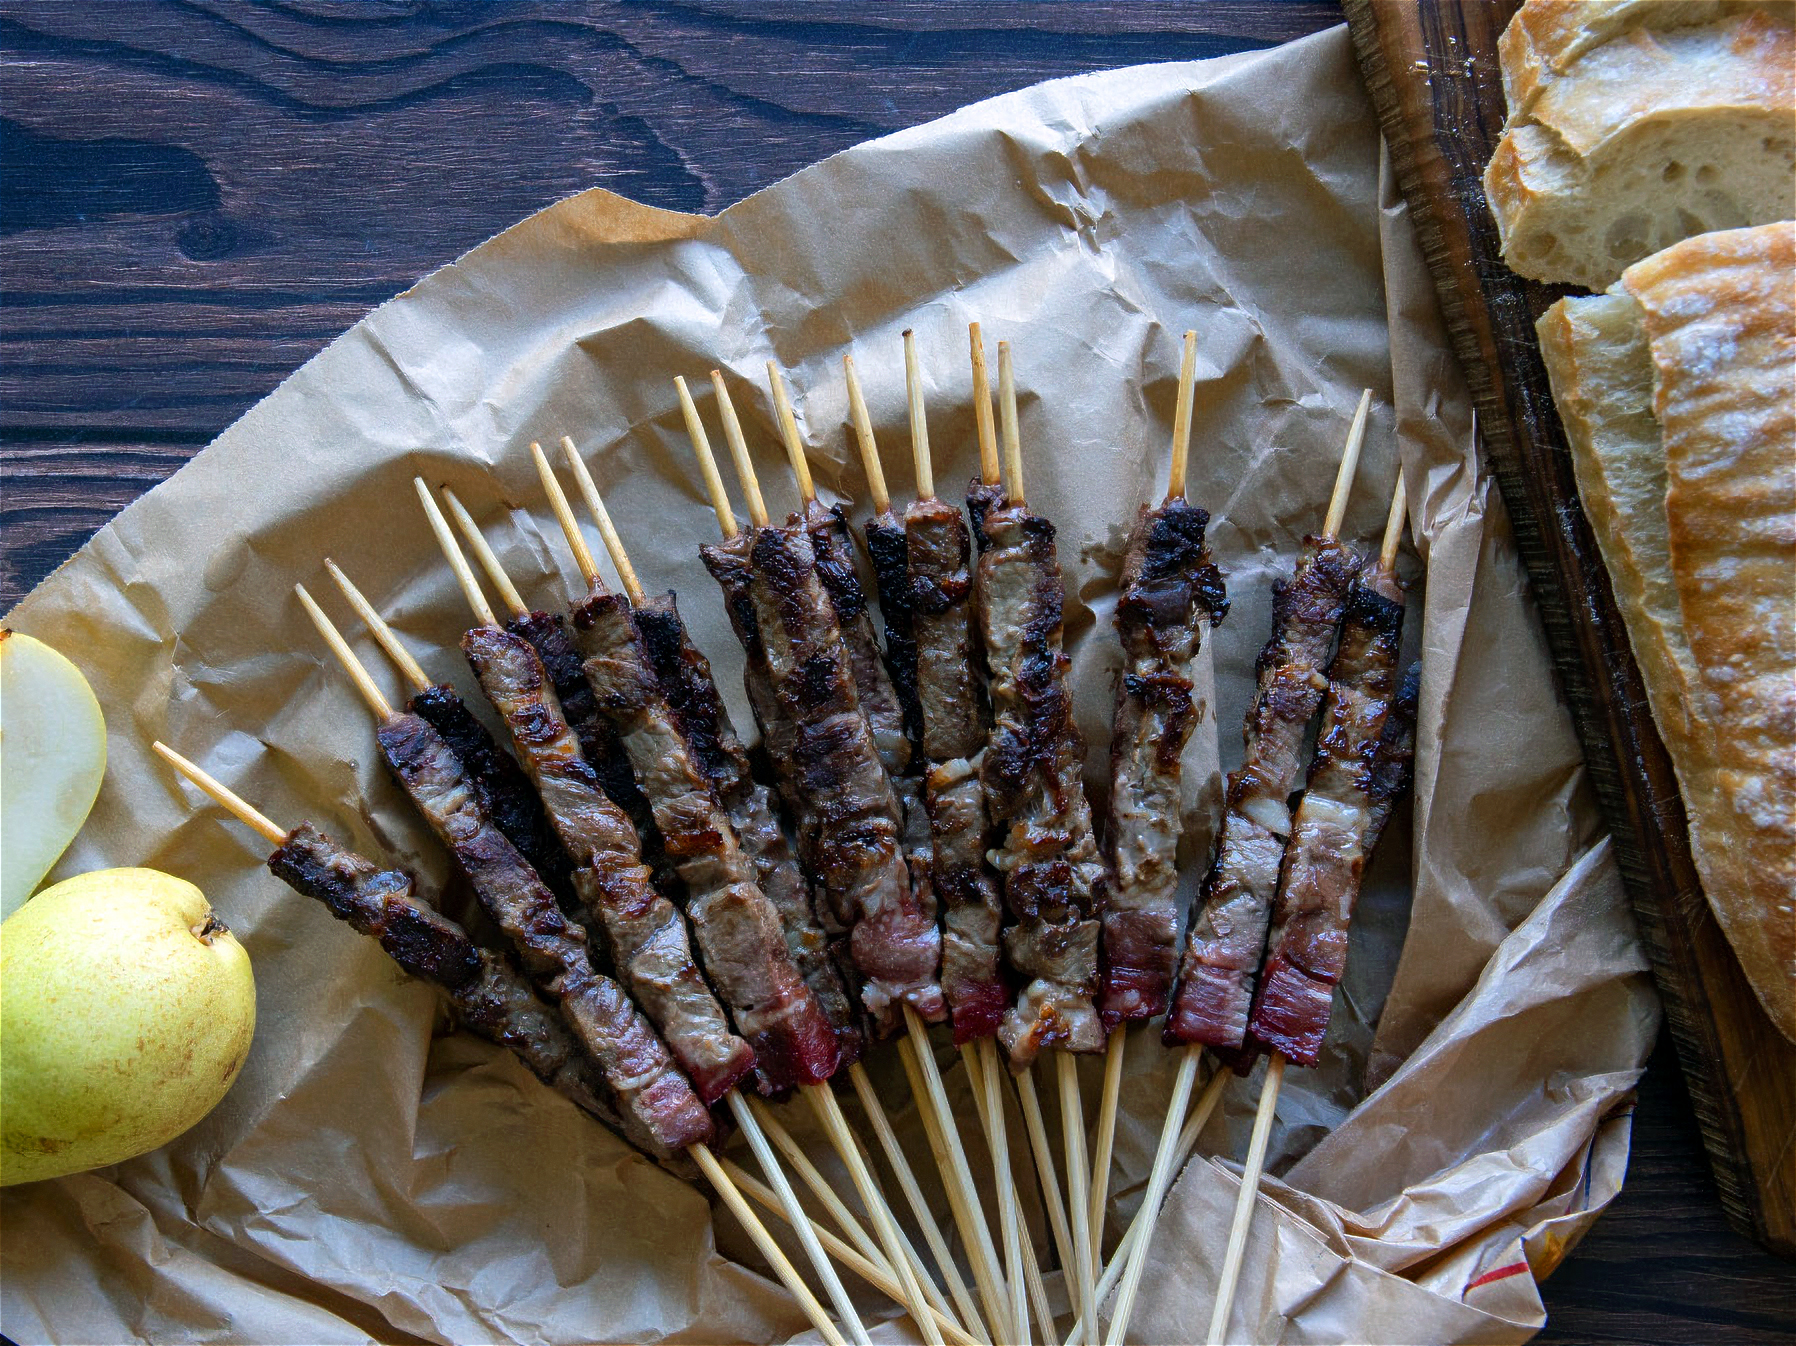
<box><xmin>460</xmin><ymin>626</ymin><xmax>758</xmax><ymax>1102</ymax></box>
<box><xmin>974</xmin><ymin>485</ymin><xmax>1109</xmax><ymax>1066</ymax></box>
<box><xmin>321</xmin><ymin>559</ymin><xmax>584</xmax><ymax>915</ymax></box>
<box><xmin>1161</xmin><ymin>532</ymin><xmax>1361</xmax><ymax>1051</ymax></box>
<box><xmin>766</xmin><ymin>363</ymin><xmax>915</xmax><ymax>780</ymax></box>
<box><xmin>747</xmin><ymin>518</ymin><xmax>946</xmax><ymax>1030</ymax></box>
<box><xmin>1100</xmin><ymin>496</ymin><xmax>1228</xmax><ymax>1029</ymax></box>
<box><xmin>689</xmin><ymin>532</ymin><xmax>869</xmax><ymax>1059</ymax></box>
<box><xmin>414</xmin><ymin>484</ymin><xmax>757</xmax><ymax>1104</ymax></box>
<box><xmin>847</xmin><ymin>342</ymin><xmax>1008</xmax><ymax>1047</ymax></box>
<box><xmin>293</xmin><ymin>586</ymin><xmax>726</xmax><ymax>1125</ymax></box>
<box><xmin>527</xmin><ymin>445</ymin><xmax>844</xmax><ymax>1095</ymax></box>
<box><xmin>1245</xmin><ymin>502</ymin><xmax>1418</xmax><ymax>1066</ymax></box>
<box><xmin>269</xmin><ymin>818</ymin><xmax>708</xmax><ymax>1158</ymax></box>
<box><xmin>151</xmin><ymin>744</ymin><xmax>718</xmax><ymax>1159</ymax></box>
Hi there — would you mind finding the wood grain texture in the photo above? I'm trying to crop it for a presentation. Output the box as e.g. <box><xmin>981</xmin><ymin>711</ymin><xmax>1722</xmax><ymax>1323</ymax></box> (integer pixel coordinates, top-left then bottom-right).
<box><xmin>1342</xmin><ymin>0</ymin><xmax>1796</xmax><ymax>1259</ymax></box>
<box><xmin>4</xmin><ymin>1</ymin><xmax>1793</xmax><ymax>1339</ymax></box>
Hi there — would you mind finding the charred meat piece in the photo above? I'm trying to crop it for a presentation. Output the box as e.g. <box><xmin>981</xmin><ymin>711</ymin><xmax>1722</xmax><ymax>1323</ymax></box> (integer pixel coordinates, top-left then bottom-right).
<box><xmin>976</xmin><ymin>493</ymin><xmax>1108</xmax><ymax>1065</ymax></box>
<box><xmin>799</xmin><ymin>500</ymin><xmax>912</xmax><ymax>777</ymax></box>
<box><xmin>409</xmin><ymin>682</ymin><xmax>579</xmax><ymax>911</ymax></box>
<box><xmin>574</xmin><ymin>587</ymin><xmax>841</xmax><ymax>1093</ymax></box>
<box><xmin>862</xmin><ymin>507</ymin><xmax>925</xmax><ymax>756</ymax></box>
<box><xmin>900</xmin><ymin>494</ymin><xmax>1006</xmax><ymax>1043</ymax></box>
<box><xmin>1164</xmin><ymin>535</ymin><xmax>1360</xmax><ymax>1050</ymax></box>
<box><xmin>907</xmin><ymin>497</ymin><xmax>987</xmax><ymax>763</ymax></box>
<box><xmin>461</xmin><ymin>627</ymin><xmax>755</xmax><ymax>1104</ymax></box>
<box><xmin>268</xmin><ymin>820</ymin><xmax>710</xmax><ymax>1157</ymax></box>
<box><xmin>695</xmin><ymin>539</ymin><xmax>866</xmax><ymax>1061</ymax></box>
<box><xmin>926</xmin><ymin>755</ymin><xmax>1007</xmax><ymax>1043</ymax></box>
<box><xmin>505</xmin><ymin>610</ymin><xmax>659</xmax><ymax>851</ymax></box>
<box><xmin>1244</xmin><ymin>566</ymin><xmax>1414</xmax><ymax>1067</ymax></box>
<box><xmin>749</xmin><ymin>522</ymin><xmax>945</xmax><ymax>1031</ymax></box>
<box><xmin>1100</xmin><ymin>498</ymin><xmax>1227</xmax><ymax>1029</ymax></box>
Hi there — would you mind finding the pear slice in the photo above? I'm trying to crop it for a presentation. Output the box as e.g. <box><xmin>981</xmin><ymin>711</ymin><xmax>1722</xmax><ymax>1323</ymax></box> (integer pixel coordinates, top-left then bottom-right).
<box><xmin>1</xmin><ymin>629</ymin><xmax>107</xmax><ymax>919</ymax></box>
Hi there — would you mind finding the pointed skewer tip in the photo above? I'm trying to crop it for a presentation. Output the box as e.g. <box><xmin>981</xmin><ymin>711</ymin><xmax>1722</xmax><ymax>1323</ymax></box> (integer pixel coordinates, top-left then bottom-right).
<box><xmin>997</xmin><ymin>341</ymin><xmax>1023</xmax><ymax>507</ymax></box>
<box><xmin>531</xmin><ymin>439</ymin><xmax>602</xmax><ymax>592</ymax></box>
<box><xmin>843</xmin><ymin>353</ymin><xmax>891</xmax><ymax>516</ymax></box>
<box><xmin>970</xmin><ymin>323</ymin><xmax>999</xmax><ymax>486</ymax></box>
<box><xmin>562</xmin><ymin>437</ymin><xmax>645</xmax><ymax>606</ymax></box>
<box><xmin>903</xmin><ymin>328</ymin><xmax>935</xmax><ymax>501</ymax></box>
<box><xmin>713</xmin><ymin>370</ymin><xmax>771</xmax><ymax>529</ymax></box>
<box><xmin>1322</xmin><ymin>388</ymin><xmax>1373</xmax><ymax>541</ymax></box>
<box><xmin>323</xmin><ymin>559</ymin><xmax>431</xmax><ymax>694</ymax></box>
<box><xmin>152</xmin><ymin>741</ymin><xmax>287</xmax><ymax>845</ymax></box>
<box><xmin>1167</xmin><ymin>327</ymin><xmax>1199</xmax><ymax>503</ymax></box>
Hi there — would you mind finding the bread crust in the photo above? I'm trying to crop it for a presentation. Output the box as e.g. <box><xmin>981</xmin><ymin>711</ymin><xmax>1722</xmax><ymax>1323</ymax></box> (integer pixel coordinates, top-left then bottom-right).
<box><xmin>1623</xmin><ymin>222</ymin><xmax>1795</xmax><ymax>1039</ymax></box>
<box><xmin>1499</xmin><ymin>1</ymin><xmax>1774</xmax><ymax>123</ymax></box>
<box><xmin>1484</xmin><ymin>9</ymin><xmax>1796</xmax><ymax>288</ymax></box>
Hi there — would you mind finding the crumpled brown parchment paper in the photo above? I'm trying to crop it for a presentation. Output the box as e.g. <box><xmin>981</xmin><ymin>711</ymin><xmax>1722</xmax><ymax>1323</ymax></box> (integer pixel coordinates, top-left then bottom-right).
<box><xmin>0</xmin><ymin>26</ymin><xmax>1658</xmax><ymax>1346</ymax></box>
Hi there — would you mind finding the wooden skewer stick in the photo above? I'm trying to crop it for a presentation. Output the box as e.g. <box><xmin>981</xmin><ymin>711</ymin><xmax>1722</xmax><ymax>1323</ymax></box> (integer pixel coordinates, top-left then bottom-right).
<box><xmin>1379</xmin><ymin>469</ymin><xmax>1408</xmax><ymax>573</ymax></box>
<box><xmin>561</xmin><ymin>437</ymin><xmax>647</xmax><ymax>606</ymax></box>
<box><xmin>843</xmin><ymin>355</ymin><xmax>891</xmax><ymax>516</ymax></box>
<box><xmin>754</xmin><ymin>1094</ymin><xmax>959</xmax><ymax>1344</ymax></box>
<box><xmin>969</xmin><ymin>323</ymin><xmax>1000</xmax><ymax>487</ymax></box>
<box><xmin>415</xmin><ymin>478</ymin><xmax>499</xmax><ymax>628</ymax></box>
<box><xmin>1017</xmin><ymin>1063</ymin><xmax>1080</xmax><ymax>1317</ymax></box>
<box><xmin>1322</xmin><ymin>389</ymin><xmax>1373</xmax><ymax>541</ymax></box>
<box><xmin>846</xmin><ymin>1061</ymin><xmax>990</xmax><ymax>1346</ymax></box>
<box><xmin>805</xmin><ymin>1082</ymin><xmax>950</xmax><ymax>1346</ymax></box>
<box><xmin>1167</xmin><ymin>329</ymin><xmax>1199</xmax><ymax>503</ymax></box>
<box><xmin>1205</xmin><ymin>1056</ymin><xmax>1284</xmax><ymax>1346</ymax></box>
<box><xmin>719</xmin><ymin>1158</ymin><xmax>980</xmax><ymax>1346</ymax></box>
<box><xmin>747</xmin><ymin>1097</ymin><xmax>895</xmax><ymax>1281</ymax></box>
<box><xmin>676</xmin><ymin>376</ymin><xmax>739</xmax><ymax>540</ymax></box>
<box><xmin>442</xmin><ymin>487</ymin><xmax>529</xmax><ymax>620</ymax></box>
<box><xmin>727</xmin><ymin>1091</ymin><xmax>874</xmax><ymax>1346</ymax></box>
<box><xmin>150</xmin><ymin>742</ymin><xmax>284</xmax><ymax>845</ymax></box>
<box><xmin>1103</xmin><ymin>1046</ymin><xmax>1201</xmax><ymax>1346</ymax></box>
<box><xmin>294</xmin><ymin>584</ymin><xmax>395</xmax><ymax>721</ymax></box>
<box><xmin>899</xmin><ymin>1016</ymin><xmax>1014</xmax><ymax>1346</ymax></box>
<box><xmin>151</xmin><ymin>741</ymin><xmax>855</xmax><ymax>1346</ymax></box>
<box><xmin>768</xmin><ymin>362</ymin><xmax>816</xmax><ymax>506</ymax></box>
<box><xmin>1063</xmin><ymin>1067</ymin><xmax>1229</xmax><ymax>1346</ymax></box>
<box><xmin>323</xmin><ymin>561</ymin><xmax>431</xmax><ymax>694</ymax></box>
<box><xmin>712</xmin><ymin>371</ymin><xmax>772</xmax><ymax>529</ymax></box>
<box><xmin>716</xmin><ymin>363</ymin><xmax>1003</xmax><ymax>1339</ymax></box>
<box><xmin>1021</xmin><ymin>1197</ymin><xmax>1054</xmax><ymax>1340</ymax></box>
<box><xmin>997</xmin><ymin>341</ymin><xmax>1024</xmax><ymax>507</ymax></box>
<box><xmin>963</xmin><ymin>1038</ymin><xmax>1030</xmax><ymax>1345</ymax></box>
<box><xmin>689</xmin><ymin>1139</ymin><xmax>855</xmax><ymax>1346</ymax></box>
<box><xmin>1088</xmin><ymin>1027</ymin><xmax>1127</xmax><ymax>1281</ymax></box>
<box><xmin>903</xmin><ymin>330</ymin><xmax>935</xmax><ymax>501</ymax></box>
<box><xmin>1060</xmin><ymin>1051</ymin><xmax>1100</xmax><ymax>1346</ymax></box>
<box><xmin>966</xmin><ymin>1044</ymin><xmax>1056</xmax><ymax>1340</ymax></box>
<box><xmin>529</xmin><ymin>442</ymin><xmax>603</xmax><ymax>592</ymax></box>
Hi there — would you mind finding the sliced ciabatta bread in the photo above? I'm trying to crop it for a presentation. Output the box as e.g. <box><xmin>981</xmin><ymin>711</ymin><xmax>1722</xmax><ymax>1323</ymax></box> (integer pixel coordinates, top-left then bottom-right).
<box><xmin>1538</xmin><ymin>221</ymin><xmax>1796</xmax><ymax>1040</ymax></box>
<box><xmin>1537</xmin><ymin>293</ymin><xmax>1701</xmax><ymax>744</ymax></box>
<box><xmin>1498</xmin><ymin>1</ymin><xmax>1770</xmax><ymax>123</ymax></box>
<box><xmin>1485</xmin><ymin>9</ymin><xmax>1795</xmax><ymax>288</ymax></box>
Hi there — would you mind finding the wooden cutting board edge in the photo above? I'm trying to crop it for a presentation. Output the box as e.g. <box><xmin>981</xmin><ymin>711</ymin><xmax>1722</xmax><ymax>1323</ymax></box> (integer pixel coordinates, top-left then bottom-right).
<box><xmin>1342</xmin><ymin>0</ymin><xmax>1795</xmax><ymax>1258</ymax></box>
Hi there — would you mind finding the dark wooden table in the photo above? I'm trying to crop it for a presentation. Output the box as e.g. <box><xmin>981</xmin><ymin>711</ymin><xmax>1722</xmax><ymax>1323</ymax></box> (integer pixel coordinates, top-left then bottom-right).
<box><xmin>3</xmin><ymin>4</ymin><xmax>1792</xmax><ymax>1343</ymax></box>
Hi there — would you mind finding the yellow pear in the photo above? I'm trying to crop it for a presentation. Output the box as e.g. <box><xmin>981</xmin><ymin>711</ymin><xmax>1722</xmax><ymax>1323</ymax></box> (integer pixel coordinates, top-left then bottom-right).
<box><xmin>0</xmin><ymin>868</ymin><xmax>255</xmax><ymax>1185</ymax></box>
<box><xmin>1</xmin><ymin>629</ymin><xmax>108</xmax><ymax>919</ymax></box>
